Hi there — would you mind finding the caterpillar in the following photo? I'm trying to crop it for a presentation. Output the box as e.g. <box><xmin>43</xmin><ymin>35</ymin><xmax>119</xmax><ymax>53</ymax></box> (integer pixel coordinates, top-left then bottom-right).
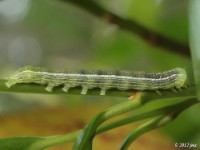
<box><xmin>5</xmin><ymin>66</ymin><xmax>187</xmax><ymax>95</ymax></box>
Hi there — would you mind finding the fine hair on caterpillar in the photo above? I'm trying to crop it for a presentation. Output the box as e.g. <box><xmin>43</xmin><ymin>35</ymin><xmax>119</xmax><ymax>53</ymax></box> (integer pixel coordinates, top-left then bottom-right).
<box><xmin>5</xmin><ymin>66</ymin><xmax>187</xmax><ymax>95</ymax></box>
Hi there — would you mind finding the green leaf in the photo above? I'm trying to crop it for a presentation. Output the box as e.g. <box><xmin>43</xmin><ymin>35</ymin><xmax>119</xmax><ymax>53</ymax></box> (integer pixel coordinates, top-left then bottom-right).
<box><xmin>0</xmin><ymin>131</ymin><xmax>81</xmax><ymax>150</ymax></box>
<box><xmin>189</xmin><ymin>0</ymin><xmax>200</xmax><ymax>100</ymax></box>
<box><xmin>119</xmin><ymin>115</ymin><xmax>172</xmax><ymax>150</ymax></box>
<box><xmin>0</xmin><ymin>137</ymin><xmax>44</xmax><ymax>150</ymax></box>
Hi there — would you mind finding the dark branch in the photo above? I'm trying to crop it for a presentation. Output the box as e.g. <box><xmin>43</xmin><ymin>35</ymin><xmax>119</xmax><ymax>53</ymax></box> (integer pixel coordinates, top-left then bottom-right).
<box><xmin>60</xmin><ymin>0</ymin><xmax>190</xmax><ymax>57</ymax></box>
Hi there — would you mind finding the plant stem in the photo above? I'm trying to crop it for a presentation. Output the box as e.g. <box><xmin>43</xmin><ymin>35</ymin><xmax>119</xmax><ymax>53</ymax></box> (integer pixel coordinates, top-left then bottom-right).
<box><xmin>97</xmin><ymin>98</ymin><xmax>197</xmax><ymax>134</ymax></box>
<box><xmin>189</xmin><ymin>0</ymin><xmax>200</xmax><ymax>100</ymax></box>
<box><xmin>27</xmin><ymin>98</ymin><xmax>197</xmax><ymax>150</ymax></box>
<box><xmin>119</xmin><ymin>115</ymin><xmax>171</xmax><ymax>150</ymax></box>
<box><xmin>58</xmin><ymin>0</ymin><xmax>190</xmax><ymax>57</ymax></box>
<box><xmin>73</xmin><ymin>93</ymin><xmax>143</xmax><ymax>150</ymax></box>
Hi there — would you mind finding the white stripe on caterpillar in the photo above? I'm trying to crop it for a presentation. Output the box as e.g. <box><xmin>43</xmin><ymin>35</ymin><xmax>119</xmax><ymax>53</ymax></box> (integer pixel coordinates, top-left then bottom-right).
<box><xmin>5</xmin><ymin>66</ymin><xmax>187</xmax><ymax>95</ymax></box>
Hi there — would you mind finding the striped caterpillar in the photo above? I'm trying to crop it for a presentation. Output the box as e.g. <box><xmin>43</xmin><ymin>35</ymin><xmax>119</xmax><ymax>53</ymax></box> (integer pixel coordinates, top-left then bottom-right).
<box><xmin>5</xmin><ymin>66</ymin><xmax>187</xmax><ymax>95</ymax></box>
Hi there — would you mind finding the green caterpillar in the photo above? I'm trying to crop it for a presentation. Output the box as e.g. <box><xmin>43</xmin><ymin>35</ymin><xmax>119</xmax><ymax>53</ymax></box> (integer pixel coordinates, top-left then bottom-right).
<box><xmin>5</xmin><ymin>66</ymin><xmax>187</xmax><ymax>95</ymax></box>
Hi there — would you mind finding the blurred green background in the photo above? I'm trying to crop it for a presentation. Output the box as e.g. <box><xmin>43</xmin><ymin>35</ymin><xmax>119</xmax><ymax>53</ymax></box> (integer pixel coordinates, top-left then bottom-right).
<box><xmin>0</xmin><ymin>0</ymin><xmax>199</xmax><ymax>149</ymax></box>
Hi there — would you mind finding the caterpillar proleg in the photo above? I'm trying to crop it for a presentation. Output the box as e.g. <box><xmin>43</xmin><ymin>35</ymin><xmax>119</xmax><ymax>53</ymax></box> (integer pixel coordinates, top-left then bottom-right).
<box><xmin>5</xmin><ymin>66</ymin><xmax>187</xmax><ymax>95</ymax></box>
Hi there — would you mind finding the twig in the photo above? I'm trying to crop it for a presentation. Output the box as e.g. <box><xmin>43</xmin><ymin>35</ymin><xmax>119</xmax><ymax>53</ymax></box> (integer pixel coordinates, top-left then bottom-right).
<box><xmin>59</xmin><ymin>0</ymin><xmax>190</xmax><ymax>57</ymax></box>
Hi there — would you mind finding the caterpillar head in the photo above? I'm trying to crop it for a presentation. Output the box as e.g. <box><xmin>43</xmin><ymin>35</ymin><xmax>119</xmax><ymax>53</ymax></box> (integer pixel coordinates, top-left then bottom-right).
<box><xmin>174</xmin><ymin>68</ymin><xmax>187</xmax><ymax>89</ymax></box>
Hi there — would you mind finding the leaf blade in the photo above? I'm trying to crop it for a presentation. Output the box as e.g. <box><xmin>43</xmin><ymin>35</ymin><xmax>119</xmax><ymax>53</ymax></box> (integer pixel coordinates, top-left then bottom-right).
<box><xmin>189</xmin><ymin>0</ymin><xmax>200</xmax><ymax>100</ymax></box>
